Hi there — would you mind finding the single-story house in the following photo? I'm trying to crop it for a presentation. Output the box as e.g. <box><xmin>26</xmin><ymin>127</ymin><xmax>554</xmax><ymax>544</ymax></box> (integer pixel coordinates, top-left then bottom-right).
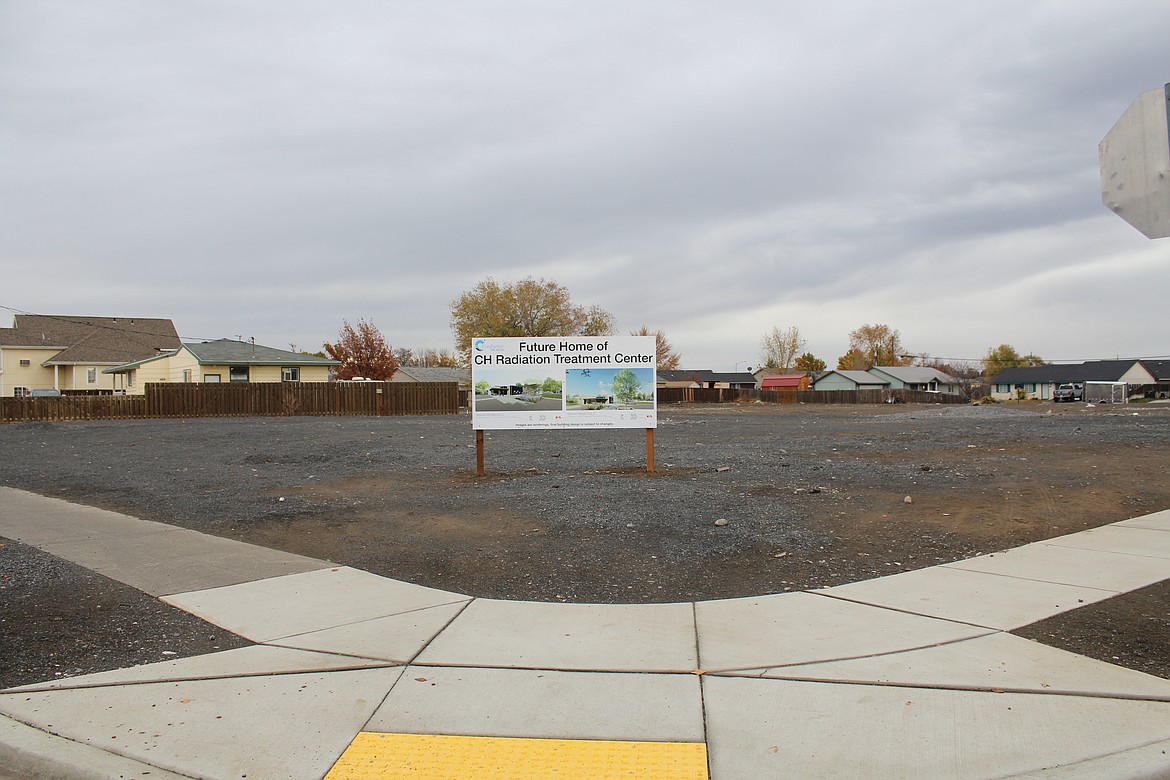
<box><xmin>658</xmin><ymin>370</ymin><xmax>714</xmax><ymax>389</ymax></box>
<box><xmin>709</xmin><ymin>372</ymin><xmax>758</xmax><ymax>389</ymax></box>
<box><xmin>657</xmin><ymin>369</ymin><xmax>757</xmax><ymax>390</ymax></box>
<box><xmin>104</xmin><ymin>338</ymin><xmax>340</xmax><ymax>394</ymax></box>
<box><xmin>759</xmin><ymin>374</ymin><xmax>811</xmax><ymax>391</ymax></box>
<box><xmin>867</xmin><ymin>366</ymin><xmax>962</xmax><ymax>395</ymax></box>
<box><xmin>0</xmin><ymin>314</ymin><xmax>180</xmax><ymax>397</ymax></box>
<box><xmin>391</xmin><ymin>366</ymin><xmax>471</xmax><ymax>391</ymax></box>
<box><xmin>813</xmin><ymin>370</ymin><xmax>890</xmax><ymax>392</ymax></box>
<box><xmin>987</xmin><ymin>360</ymin><xmax>1156</xmax><ymax>401</ymax></box>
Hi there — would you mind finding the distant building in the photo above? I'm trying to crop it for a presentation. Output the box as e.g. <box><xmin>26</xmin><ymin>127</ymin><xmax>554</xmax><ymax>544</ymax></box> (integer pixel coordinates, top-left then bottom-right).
<box><xmin>759</xmin><ymin>374</ymin><xmax>811</xmax><ymax>391</ymax></box>
<box><xmin>988</xmin><ymin>360</ymin><xmax>1160</xmax><ymax>401</ymax></box>
<box><xmin>813</xmin><ymin>366</ymin><xmax>961</xmax><ymax>395</ymax></box>
<box><xmin>657</xmin><ymin>370</ymin><xmax>758</xmax><ymax>390</ymax></box>
<box><xmin>813</xmin><ymin>370</ymin><xmax>890</xmax><ymax>392</ymax></box>
<box><xmin>0</xmin><ymin>314</ymin><xmax>179</xmax><ymax>397</ymax></box>
<box><xmin>391</xmin><ymin>366</ymin><xmax>471</xmax><ymax>391</ymax></box>
<box><xmin>866</xmin><ymin>366</ymin><xmax>961</xmax><ymax>395</ymax></box>
<box><xmin>104</xmin><ymin>339</ymin><xmax>339</xmax><ymax>394</ymax></box>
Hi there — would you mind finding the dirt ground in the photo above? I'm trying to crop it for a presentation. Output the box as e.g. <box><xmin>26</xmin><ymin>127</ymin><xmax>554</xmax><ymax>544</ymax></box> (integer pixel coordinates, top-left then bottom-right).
<box><xmin>2</xmin><ymin>401</ymin><xmax>1169</xmax><ymax>688</ymax></box>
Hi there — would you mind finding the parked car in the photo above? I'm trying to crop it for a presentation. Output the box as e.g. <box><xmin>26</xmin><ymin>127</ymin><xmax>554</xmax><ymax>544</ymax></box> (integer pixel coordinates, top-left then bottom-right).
<box><xmin>29</xmin><ymin>388</ymin><xmax>62</xmax><ymax>397</ymax></box>
<box><xmin>1053</xmin><ymin>383</ymin><xmax>1083</xmax><ymax>402</ymax></box>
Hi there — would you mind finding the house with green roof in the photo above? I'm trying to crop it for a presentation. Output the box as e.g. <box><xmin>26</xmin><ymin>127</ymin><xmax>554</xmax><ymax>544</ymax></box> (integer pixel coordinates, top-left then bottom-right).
<box><xmin>811</xmin><ymin>366</ymin><xmax>962</xmax><ymax>395</ymax></box>
<box><xmin>812</xmin><ymin>370</ymin><xmax>891</xmax><ymax>392</ymax></box>
<box><xmin>866</xmin><ymin>366</ymin><xmax>962</xmax><ymax>395</ymax></box>
<box><xmin>104</xmin><ymin>338</ymin><xmax>339</xmax><ymax>394</ymax></box>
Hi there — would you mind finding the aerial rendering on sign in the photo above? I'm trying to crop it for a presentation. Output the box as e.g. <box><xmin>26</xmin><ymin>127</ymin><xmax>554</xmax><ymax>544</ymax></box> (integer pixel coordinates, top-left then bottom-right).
<box><xmin>471</xmin><ymin>336</ymin><xmax>657</xmax><ymax>430</ymax></box>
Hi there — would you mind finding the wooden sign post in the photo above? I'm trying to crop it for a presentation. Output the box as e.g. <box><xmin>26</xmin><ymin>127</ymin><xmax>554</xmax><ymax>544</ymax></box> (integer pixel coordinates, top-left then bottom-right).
<box><xmin>476</xmin><ymin>429</ymin><xmax>485</xmax><ymax>475</ymax></box>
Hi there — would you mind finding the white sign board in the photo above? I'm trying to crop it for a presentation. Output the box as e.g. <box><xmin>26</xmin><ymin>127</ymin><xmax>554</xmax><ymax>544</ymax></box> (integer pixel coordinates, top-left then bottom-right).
<box><xmin>471</xmin><ymin>336</ymin><xmax>657</xmax><ymax>430</ymax></box>
<box><xmin>1100</xmin><ymin>83</ymin><xmax>1170</xmax><ymax>239</ymax></box>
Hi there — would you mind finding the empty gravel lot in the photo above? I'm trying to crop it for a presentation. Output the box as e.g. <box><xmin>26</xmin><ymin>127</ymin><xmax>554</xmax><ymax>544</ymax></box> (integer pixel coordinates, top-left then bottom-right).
<box><xmin>3</xmin><ymin>401</ymin><xmax>1169</xmax><ymax>687</ymax></box>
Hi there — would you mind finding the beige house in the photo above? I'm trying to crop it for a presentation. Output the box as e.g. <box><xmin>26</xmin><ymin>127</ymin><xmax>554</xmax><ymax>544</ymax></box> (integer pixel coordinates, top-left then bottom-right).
<box><xmin>105</xmin><ymin>339</ymin><xmax>339</xmax><ymax>394</ymax></box>
<box><xmin>0</xmin><ymin>314</ymin><xmax>180</xmax><ymax>397</ymax></box>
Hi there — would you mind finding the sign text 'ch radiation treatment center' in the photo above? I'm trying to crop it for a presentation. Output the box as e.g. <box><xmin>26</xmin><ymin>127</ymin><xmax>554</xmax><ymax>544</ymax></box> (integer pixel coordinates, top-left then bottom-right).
<box><xmin>471</xmin><ymin>336</ymin><xmax>657</xmax><ymax>430</ymax></box>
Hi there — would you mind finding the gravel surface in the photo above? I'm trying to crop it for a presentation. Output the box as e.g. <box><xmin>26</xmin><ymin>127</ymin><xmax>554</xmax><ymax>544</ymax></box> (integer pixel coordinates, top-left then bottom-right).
<box><xmin>2</xmin><ymin>401</ymin><xmax>1169</xmax><ymax>687</ymax></box>
<box><xmin>0</xmin><ymin>539</ymin><xmax>251</xmax><ymax>689</ymax></box>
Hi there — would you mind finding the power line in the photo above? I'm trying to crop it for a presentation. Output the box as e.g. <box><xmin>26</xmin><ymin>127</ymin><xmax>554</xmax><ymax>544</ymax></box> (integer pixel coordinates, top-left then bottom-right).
<box><xmin>904</xmin><ymin>353</ymin><xmax>1170</xmax><ymax>365</ymax></box>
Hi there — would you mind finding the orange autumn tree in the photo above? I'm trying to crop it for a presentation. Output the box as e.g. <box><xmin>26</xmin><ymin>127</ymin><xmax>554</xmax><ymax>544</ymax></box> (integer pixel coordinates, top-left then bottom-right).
<box><xmin>323</xmin><ymin>319</ymin><xmax>399</xmax><ymax>380</ymax></box>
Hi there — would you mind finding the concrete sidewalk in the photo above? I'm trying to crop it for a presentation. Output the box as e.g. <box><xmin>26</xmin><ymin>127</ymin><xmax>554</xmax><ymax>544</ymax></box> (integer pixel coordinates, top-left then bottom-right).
<box><xmin>2</xmin><ymin>485</ymin><xmax>1169</xmax><ymax>779</ymax></box>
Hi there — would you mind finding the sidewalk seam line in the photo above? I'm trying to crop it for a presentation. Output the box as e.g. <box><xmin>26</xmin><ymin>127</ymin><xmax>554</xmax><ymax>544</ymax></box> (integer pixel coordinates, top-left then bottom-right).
<box><xmin>691</xmin><ymin>673</ymin><xmax>1170</xmax><ymax>703</ymax></box>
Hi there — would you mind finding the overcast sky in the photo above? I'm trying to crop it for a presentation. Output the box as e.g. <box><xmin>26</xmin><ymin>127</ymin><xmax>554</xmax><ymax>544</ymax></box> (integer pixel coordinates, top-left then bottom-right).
<box><xmin>2</xmin><ymin>1</ymin><xmax>1168</xmax><ymax>370</ymax></box>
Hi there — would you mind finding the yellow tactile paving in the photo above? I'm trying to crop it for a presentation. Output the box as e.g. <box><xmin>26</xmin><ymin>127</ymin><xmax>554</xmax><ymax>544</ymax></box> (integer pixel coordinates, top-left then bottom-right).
<box><xmin>325</xmin><ymin>732</ymin><xmax>709</xmax><ymax>779</ymax></box>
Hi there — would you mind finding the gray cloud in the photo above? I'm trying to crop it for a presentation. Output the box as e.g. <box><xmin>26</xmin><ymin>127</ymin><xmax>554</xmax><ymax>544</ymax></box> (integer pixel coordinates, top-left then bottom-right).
<box><xmin>2</xmin><ymin>1</ymin><xmax>1168</xmax><ymax>368</ymax></box>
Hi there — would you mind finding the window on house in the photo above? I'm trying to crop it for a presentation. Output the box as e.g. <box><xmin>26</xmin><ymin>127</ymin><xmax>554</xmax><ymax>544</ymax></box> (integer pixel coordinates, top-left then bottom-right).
<box><xmin>19</xmin><ymin>359</ymin><xmax>30</xmax><ymax>367</ymax></box>
<box><xmin>14</xmin><ymin>387</ymin><xmax>29</xmax><ymax>397</ymax></box>
<box><xmin>182</xmin><ymin>369</ymin><xmax>192</xmax><ymax>382</ymax></box>
<box><xmin>204</xmin><ymin>374</ymin><xmax>221</xmax><ymax>383</ymax></box>
<box><xmin>282</xmin><ymin>366</ymin><xmax>300</xmax><ymax>382</ymax></box>
<box><xmin>127</xmin><ymin>370</ymin><xmax>136</xmax><ymax>388</ymax></box>
<box><xmin>229</xmin><ymin>366</ymin><xmax>249</xmax><ymax>383</ymax></box>
<box><xmin>87</xmin><ymin>368</ymin><xmax>97</xmax><ymax>384</ymax></box>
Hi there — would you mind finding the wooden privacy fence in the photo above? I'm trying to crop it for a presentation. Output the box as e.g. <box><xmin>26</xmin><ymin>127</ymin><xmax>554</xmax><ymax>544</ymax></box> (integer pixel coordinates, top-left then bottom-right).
<box><xmin>657</xmin><ymin>387</ymin><xmax>969</xmax><ymax>405</ymax></box>
<box><xmin>143</xmin><ymin>381</ymin><xmax>460</xmax><ymax>417</ymax></box>
<box><xmin>0</xmin><ymin>381</ymin><xmax>461</xmax><ymax>423</ymax></box>
<box><xmin>2</xmin><ymin>383</ymin><xmax>967</xmax><ymax>423</ymax></box>
<box><xmin>0</xmin><ymin>395</ymin><xmax>149</xmax><ymax>423</ymax></box>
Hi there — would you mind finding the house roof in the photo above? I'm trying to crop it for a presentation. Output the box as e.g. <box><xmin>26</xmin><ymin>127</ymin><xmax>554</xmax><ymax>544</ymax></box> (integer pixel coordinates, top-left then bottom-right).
<box><xmin>868</xmin><ymin>365</ymin><xmax>959</xmax><ymax>384</ymax></box>
<box><xmin>0</xmin><ymin>314</ymin><xmax>180</xmax><ymax>365</ymax></box>
<box><xmin>658</xmin><ymin>370</ymin><xmax>719</xmax><ymax>383</ymax></box>
<box><xmin>821</xmin><ymin>370</ymin><xmax>890</xmax><ymax>386</ymax></box>
<box><xmin>104</xmin><ymin>340</ymin><xmax>340</xmax><ymax>374</ymax></box>
<box><xmin>1139</xmin><ymin>360</ymin><xmax>1170</xmax><ymax>380</ymax></box>
<box><xmin>395</xmin><ymin>366</ymin><xmax>469</xmax><ymax>386</ymax></box>
<box><xmin>182</xmin><ymin>339</ymin><xmax>340</xmax><ymax>366</ymax></box>
<box><xmin>101</xmin><ymin>350</ymin><xmax>180</xmax><ymax>373</ymax></box>
<box><xmin>708</xmin><ymin>372</ymin><xmax>758</xmax><ymax>384</ymax></box>
<box><xmin>760</xmin><ymin>374</ymin><xmax>806</xmax><ymax>388</ymax></box>
<box><xmin>657</xmin><ymin>369</ymin><xmax>755</xmax><ymax>385</ymax></box>
<box><xmin>989</xmin><ymin>360</ymin><xmax>1140</xmax><ymax>384</ymax></box>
